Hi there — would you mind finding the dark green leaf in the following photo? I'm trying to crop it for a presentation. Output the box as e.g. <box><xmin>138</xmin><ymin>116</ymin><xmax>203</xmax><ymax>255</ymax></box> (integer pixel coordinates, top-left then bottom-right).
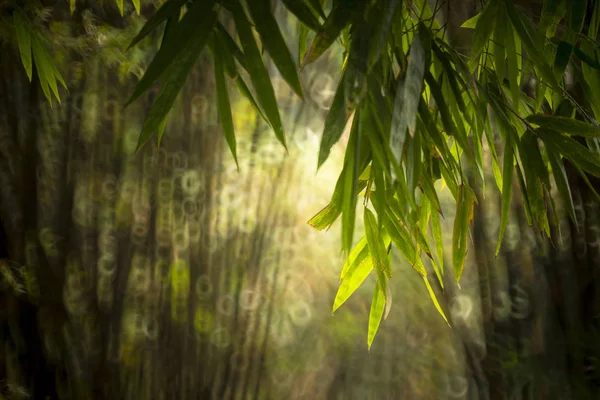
<box><xmin>318</xmin><ymin>70</ymin><xmax>353</xmax><ymax>168</ymax></box>
<box><xmin>471</xmin><ymin>0</ymin><xmax>497</xmax><ymax>60</ymax></box>
<box><xmin>452</xmin><ymin>183</ymin><xmax>476</xmax><ymax>282</ymax></box>
<box><xmin>364</xmin><ymin>208</ymin><xmax>391</xmax><ymax>279</ymax></box>
<box><xmin>13</xmin><ymin>11</ymin><xmax>32</xmax><ymax>82</ymax></box>
<box><xmin>282</xmin><ymin>0</ymin><xmax>322</xmax><ymax>31</ymax></box>
<box><xmin>302</xmin><ymin>0</ymin><xmax>361</xmax><ymax>66</ymax></box>
<box><xmin>126</xmin><ymin>0</ymin><xmax>216</xmax><ymax>108</ymax></box>
<box><xmin>135</xmin><ymin>9</ymin><xmax>218</xmax><ymax>150</ymax></box>
<box><xmin>527</xmin><ymin>115</ymin><xmax>600</xmax><ymax>138</ymax></box>
<box><xmin>496</xmin><ymin>138</ymin><xmax>514</xmax><ymax>255</ymax></box>
<box><xmin>537</xmin><ymin>128</ymin><xmax>600</xmax><ymax>177</ymax></box>
<box><xmin>211</xmin><ymin>39</ymin><xmax>239</xmax><ymax>169</ymax></box>
<box><xmin>547</xmin><ymin>149</ymin><xmax>577</xmax><ymax>228</ymax></box>
<box><xmin>232</xmin><ymin>2</ymin><xmax>287</xmax><ymax>149</ymax></box>
<box><xmin>127</xmin><ymin>0</ymin><xmax>186</xmax><ymax>50</ymax></box>
<box><xmin>247</xmin><ymin>0</ymin><xmax>304</xmax><ymax>98</ymax></box>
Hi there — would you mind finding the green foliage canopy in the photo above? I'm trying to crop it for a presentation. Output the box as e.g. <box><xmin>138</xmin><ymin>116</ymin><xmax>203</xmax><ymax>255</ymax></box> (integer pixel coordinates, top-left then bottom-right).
<box><xmin>9</xmin><ymin>0</ymin><xmax>600</xmax><ymax>348</ymax></box>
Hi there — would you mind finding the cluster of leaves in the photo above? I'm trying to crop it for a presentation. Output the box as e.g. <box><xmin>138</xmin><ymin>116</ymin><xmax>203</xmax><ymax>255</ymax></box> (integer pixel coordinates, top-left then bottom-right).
<box><xmin>11</xmin><ymin>0</ymin><xmax>600</xmax><ymax>348</ymax></box>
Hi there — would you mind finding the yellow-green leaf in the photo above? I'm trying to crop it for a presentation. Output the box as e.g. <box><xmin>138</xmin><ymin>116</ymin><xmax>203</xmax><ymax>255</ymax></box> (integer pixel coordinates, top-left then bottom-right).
<box><xmin>364</xmin><ymin>208</ymin><xmax>391</xmax><ymax>280</ymax></box>
<box><xmin>452</xmin><ymin>183</ymin><xmax>476</xmax><ymax>282</ymax></box>
<box><xmin>13</xmin><ymin>11</ymin><xmax>32</xmax><ymax>82</ymax></box>
<box><xmin>367</xmin><ymin>281</ymin><xmax>385</xmax><ymax>350</ymax></box>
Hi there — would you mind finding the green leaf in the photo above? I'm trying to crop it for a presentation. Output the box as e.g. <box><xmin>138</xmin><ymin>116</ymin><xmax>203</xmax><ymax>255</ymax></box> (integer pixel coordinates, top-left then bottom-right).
<box><xmin>537</xmin><ymin>128</ymin><xmax>600</xmax><ymax>177</ymax></box>
<box><xmin>527</xmin><ymin>115</ymin><xmax>600</xmax><ymax>138</ymax></box>
<box><xmin>302</xmin><ymin>0</ymin><xmax>361</xmax><ymax>66</ymax></box>
<box><xmin>422</xmin><ymin>273</ymin><xmax>449</xmax><ymax>324</ymax></box>
<box><xmin>232</xmin><ymin>3</ymin><xmax>287</xmax><ymax>149</ymax></box>
<box><xmin>127</xmin><ymin>0</ymin><xmax>186</xmax><ymax>50</ymax></box>
<box><xmin>306</xmin><ymin>0</ymin><xmax>326</xmax><ymax>19</ymax></box>
<box><xmin>247</xmin><ymin>0</ymin><xmax>304</xmax><ymax>99</ymax></box>
<box><xmin>341</xmin><ymin>114</ymin><xmax>361</xmax><ymax>253</ymax></box>
<box><xmin>318</xmin><ymin>70</ymin><xmax>353</xmax><ymax>168</ymax></box>
<box><xmin>367</xmin><ymin>281</ymin><xmax>385</xmax><ymax>350</ymax></box>
<box><xmin>281</xmin><ymin>0</ymin><xmax>322</xmax><ymax>31</ymax></box>
<box><xmin>496</xmin><ymin>139</ymin><xmax>514</xmax><ymax>255</ymax></box>
<box><xmin>340</xmin><ymin>236</ymin><xmax>368</xmax><ymax>281</ymax></box>
<box><xmin>390</xmin><ymin>32</ymin><xmax>426</xmax><ymax>171</ymax></box>
<box><xmin>384</xmin><ymin>211</ymin><xmax>417</xmax><ymax>265</ymax></box>
<box><xmin>505</xmin><ymin>0</ymin><xmax>561</xmax><ymax>93</ymax></box>
<box><xmin>364</xmin><ymin>208</ymin><xmax>391</xmax><ymax>280</ymax></box>
<box><xmin>504</xmin><ymin>14</ymin><xmax>520</xmax><ymax>108</ymax></box>
<box><xmin>70</xmin><ymin>0</ymin><xmax>76</xmax><ymax>14</ymax></box>
<box><xmin>13</xmin><ymin>11</ymin><xmax>32</xmax><ymax>82</ymax></box>
<box><xmin>367</xmin><ymin>0</ymin><xmax>401</xmax><ymax>70</ymax></box>
<box><xmin>126</xmin><ymin>0</ymin><xmax>215</xmax><ymax>108</ymax></box>
<box><xmin>308</xmin><ymin>175</ymin><xmax>367</xmax><ymax>230</ymax></box>
<box><xmin>461</xmin><ymin>13</ymin><xmax>480</xmax><ymax>29</ymax></box>
<box><xmin>333</xmin><ymin>251</ymin><xmax>373</xmax><ymax>312</ymax></box>
<box><xmin>471</xmin><ymin>0</ymin><xmax>497</xmax><ymax>61</ymax></box>
<box><xmin>115</xmin><ymin>0</ymin><xmax>124</xmax><ymax>16</ymax></box>
<box><xmin>452</xmin><ymin>183</ymin><xmax>475</xmax><ymax>282</ymax></box>
<box><xmin>493</xmin><ymin>5</ymin><xmax>506</xmax><ymax>84</ymax></box>
<box><xmin>211</xmin><ymin>39</ymin><xmax>239</xmax><ymax>169</ymax></box>
<box><xmin>547</xmin><ymin>150</ymin><xmax>577</xmax><ymax>229</ymax></box>
<box><xmin>430</xmin><ymin>206</ymin><xmax>444</xmax><ymax>282</ymax></box>
<box><xmin>135</xmin><ymin>9</ymin><xmax>217</xmax><ymax>150</ymax></box>
<box><xmin>31</xmin><ymin>35</ymin><xmax>62</xmax><ymax>104</ymax></box>
<box><xmin>133</xmin><ymin>0</ymin><xmax>140</xmax><ymax>15</ymax></box>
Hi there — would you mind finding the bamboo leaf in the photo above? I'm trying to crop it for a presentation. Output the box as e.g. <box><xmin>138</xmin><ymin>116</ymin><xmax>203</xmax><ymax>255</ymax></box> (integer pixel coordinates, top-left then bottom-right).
<box><xmin>452</xmin><ymin>183</ymin><xmax>475</xmax><ymax>282</ymax></box>
<box><xmin>461</xmin><ymin>13</ymin><xmax>480</xmax><ymax>29</ymax></box>
<box><xmin>496</xmin><ymin>138</ymin><xmax>514</xmax><ymax>255</ymax></box>
<box><xmin>430</xmin><ymin>206</ymin><xmax>444</xmax><ymax>281</ymax></box>
<box><xmin>281</xmin><ymin>0</ymin><xmax>321</xmax><ymax>31</ymax></box>
<box><xmin>247</xmin><ymin>0</ymin><xmax>304</xmax><ymax>98</ymax></box>
<box><xmin>127</xmin><ymin>0</ymin><xmax>186</xmax><ymax>49</ymax></box>
<box><xmin>367</xmin><ymin>281</ymin><xmax>385</xmax><ymax>350</ymax></box>
<box><xmin>132</xmin><ymin>0</ymin><xmax>141</xmax><ymax>15</ymax></box>
<box><xmin>340</xmin><ymin>236</ymin><xmax>368</xmax><ymax>281</ymax></box>
<box><xmin>537</xmin><ymin>128</ymin><xmax>600</xmax><ymax>177</ymax></box>
<box><xmin>136</xmin><ymin>9</ymin><xmax>217</xmax><ymax>150</ymax></box>
<box><xmin>318</xmin><ymin>70</ymin><xmax>353</xmax><ymax>167</ymax></box>
<box><xmin>547</xmin><ymin>149</ymin><xmax>577</xmax><ymax>229</ymax></box>
<box><xmin>504</xmin><ymin>13</ymin><xmax>520</xmax><ymax>108</ymax></box>
<box><xmin>341</xmin><ymin>114</ymin><xmax>361</xmax><ymax>253</ymax></box>
<box><xmin>115</xmin><ymin>0</ymin><xmax>124</xmax><ymax>16</ymax></box>
<box><xmin>13</xmin><ymin>11</ymin><xmax>32</xmax><ymax>82</ymax></box>
<box><xmin>422</xmin><ymin>273</ymin><xmax>449</xmax><ymax>324</ymax></box>
<box><xmin>31</xmin><ymin>36</ymin><xmax>60</xmax><ymax>104</ymax></box>
<box><xmin>211</xmin><ymin>40</ymin><xmax>239</xmax><ymax>169</ymax></box>
<box><xmin>367</xmin><ymin>0</ymin><xmax>401</xmax><ymax>70</ymax></box>
<box><xmin>333</xmin><ymin>253</ymin><xmax>373</xmax><ymax>312</ymax></box>
<box><xmin>527</xmin><ymin>115</ymin><xmax>600</xmax><ymax>138</ymax></box>
<box><xmin>364</xmin><ymin>208</ymin><xmax>391</xmax><ymax>279</ymax></box>
<box><xmin>232</xmin><ymin>2</ymin><xmax>287</xmax><ymax>149</ymax></box>
<box><xmin>126</xmin><ymin>0</ymin><xmax>215</xmax><ymax>107</ymax></box>
<box><xmin>302</xmin><ymin>0</ymin><xmax>361</xmax><ymax>66</ymax></box>
<box><xmin>70</xmin><ymin>0</ymin><xmax>76</xmax><ymax>14</ymax></box>
<box><xmin>471</xmin><ymin>0</ymin><xmax>497</xmax><ymax>60</ymax></box>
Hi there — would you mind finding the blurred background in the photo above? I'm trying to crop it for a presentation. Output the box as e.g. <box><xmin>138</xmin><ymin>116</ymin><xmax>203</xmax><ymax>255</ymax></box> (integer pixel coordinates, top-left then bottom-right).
<box><xmin>1</xmin><ymin>1</ymin><xmax>599</xmax><ymax>399</ymax></box>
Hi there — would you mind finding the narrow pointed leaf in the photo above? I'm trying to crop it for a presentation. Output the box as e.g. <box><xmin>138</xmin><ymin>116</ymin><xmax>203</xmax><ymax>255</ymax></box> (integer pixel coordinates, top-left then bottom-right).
<box><xmin>247</xmin><ymin>0</ymin><xmax>304</xmax><ymax>99</ymax></box>
<box><xmin>452</xmin><ymin>184</ymin><xmax>476</xmax><ymax>282</ymax></box>
<box><xmin>537</xmin><ymin>128</ymin><xmax>600</xmax><ymax>177</ymax></box>
<box><xmin>136</xmin><ymin>10</ymin><xmax>217</xmax><ymax>150</ymax></box>
<box><xmin>364</xmin><ymin>208</ymin><xmax>391</xmax><ymax>279</ymax></box>
<box><xmin>367</xmin><ymin>282</ymin><xmax>385</xmax><ymax>350</ymax></box>
<box><xmin>318</xmin><ymin>70</ymin><xmax>352</xmax><ymax>167</ymax></box>
<box><xmin>422</xmin><ymin>273</ymin><xmax>449</xmax><ymax>324</ymax></box>
<box><xmin>127</xmin><ymin>0</ymin><xmax>186</xmax><ymax>50</ymax></box>
<box><xmin>302</xmin><ymin>0</ymin><xmax>361</xmax><ymax>66</ymax></box>
<box><xmin>332</xmin><ymin>255</ymin><xmax>373</xmax><ymax>312</ymax></box>
<box><xmin>126</xmin><ymin>0</ymin><xmax>215</xmax><ymax>107</ymax></box>
<box><xmin>115</xmin><ymin>0</ymin><xmax>124</xmax><ymax>16</ymax></box>
<box><xmin>340</xmin><ymin>236</ymin><xmax>368</xmax><ymax>281</ymax></box>
<box><xmin>212</xmin><ymin>40</ymin><xmax>239</xmax><ymax>168</ymax></box>
<box><xmin>232</xmin><ymin>3</ymin><xmax>287</xmax><ymax>148</ymax></box>
<box><xmin>496</xmin><ymin>140</ymin><xmax>514</xmax><ymax>255</ymax></box>
<box><xmin>471</xmin><ymin>0</ymin><xmax>497</xmax><ymax>60</ymax></box>
<box><xmin>133</xmin><ymin>0</ymin><xmax>141</xmax><ymax>15</ymax></box>
<box><xmin>281</xmin><ymin>0</ymin><xmax>321</xmax><ymax>31</ymax></box>
<box><xmin>527</xmin><ymin>115</ymin><xmax>600</xmax><ymax>138</ymax></box>
<box><xmin>547</xmin><ymin>150</ymin><xmax>577</xmax><ymax>228</ymax></box>
<box><xmin>13</xmin><ymin>11</ymin><xmax>32</xmax><ymax>82</ymax></box>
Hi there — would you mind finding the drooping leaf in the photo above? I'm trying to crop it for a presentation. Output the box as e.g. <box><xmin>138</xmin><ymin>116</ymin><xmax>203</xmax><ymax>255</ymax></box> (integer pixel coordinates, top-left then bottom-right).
<box><xmin>496</xmin><ymin>138</ymin><xmax>514</xmax><ymax>255</ymax></box>
<box><xmin>70</xmin><ymin>0</ymin><xmax>76</xmax><ymax>15</ymax></box>
<box><xmin>302</xmin><ymin>0</ymin><xmax>362</xmax><ymax>66</ymax></box>
<box><xmin>461</xmin><ymin>13</ymin><xmax>481</xmax><ymax>29</ymax></box>
<box><xmin>115</xmin><ymin>0</ymin><xmax>124</xmax><ymax>16</ymax></box>
<box><xmin>341</xmin><ymin>113</ymin><xmax>362</xmax><ymax>253</ymax></box>
<box><xmin>422</xmin><ymin>273</ymin><xmax>449</xmax><ymax>324</ymax></box>
<box><xmin>471</xmin><ymin>0</ymin><xmax>497</xmax><ymax>61</ymax></box>
<box><xmin>135</xmin><ymin>9</ymin><xmax>218</xmax><ymax>150</ymax></box>
<box><xmin>13</xmin><ymin>11</ymin><xmax>32</xmax><ymax>82</ymax></box>
<box><xmin>364</xmin><ymin>208</ymin><xmax>391</xmax><ymax>280</ymax></box>
<box><xmin>211</xmin><ymin>39</ymin><xmax>239</xmax><ymax>169</ymax></box>
<box><xmin>281</xmin><ymin>0</ymin><xmax>322</xmax><ymax>31</ymax></box>
<box><xmin>232</xmin><ymin>2</ymin><xmax>287</xmax><ymax>149</ymax></box>
<box><xmin>126</xmin><ymin>0</ymin><xmax>216</xmax><ymax>108</ymax></box>
<box><xmin>527</xmin><ymin>115</ymin><xmax>600</xmax><ymax>138</ymax></box>
<box><xmin>132</xmin><ymin>0</ymin><xmax>141</xmax><ymax>15</ymax></box>
<box><xmin>493</xmin><ymin>4</ymin><xmax>506</xmax><ymax>84</ymax></box>
<box><xmin>547</xmin><ymin>149</ymin><xmax>577</xmax><ymax>229</ymax></box>
<box><xmin>452</xmin><ymin>183</ymin><xmax>476</xmax><ymax>282</ymax></box>
<box><xmin>340</xmin><ymin>236</ymin><xmax>368</xmax><ymax>281</ymax></box>
<box><xmin>246</xmin><ymin>0</ymin><xmax>304</xmax><ymax>98</ymax></box>
<box><xmin>367</xmin><ymin>281</ymin><xmax>385</xmax><ymax>350</ymax></box>
<box><xmin>430</xmin><ymin>205</ymin><xmax>444</xmax><ymax>282</ymax></box>
<box><xmin>504</xmin><ymin>13</ymin><xmax>520</xmax><ymax>108</ymax></box>
<box><xmin>537</xmin><ymin>128</ymin><xmax>600</xmax><ymax>177</ymax></box>
<box><xmin>127</xmin><ymin>0</ymin><xmax>186</xmax><ymax>50</ymax></box>
<box><xmin>318</xmin><ymin>70</ymin><xmax>353</xmax><ymax>168</ymax></box>
<box><xmin>333</xmin><ymin>252</ymin><xmax>373</xmax><ymax>312</ymax></box>
<box><xmin>367</xmin><ymin>0</ymin><xmax>401</xmax><ymax>70</ymax></box>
